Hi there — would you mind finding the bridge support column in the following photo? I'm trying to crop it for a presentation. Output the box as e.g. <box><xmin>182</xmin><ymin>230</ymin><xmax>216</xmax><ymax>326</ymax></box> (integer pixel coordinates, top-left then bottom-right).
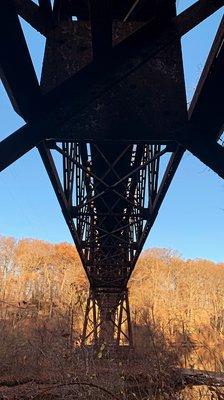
<box><xmin>81</xmin><ymin>288</ymin><xmax>133</xmax><ymax>349</ymax></box>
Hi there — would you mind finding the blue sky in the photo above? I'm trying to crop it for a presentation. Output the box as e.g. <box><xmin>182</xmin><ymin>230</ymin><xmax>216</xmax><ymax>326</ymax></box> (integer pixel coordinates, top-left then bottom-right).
<box><xmin>0</xmin><ymin>1</ymin><xmax>223</xmax><ymax>262</ymax></box>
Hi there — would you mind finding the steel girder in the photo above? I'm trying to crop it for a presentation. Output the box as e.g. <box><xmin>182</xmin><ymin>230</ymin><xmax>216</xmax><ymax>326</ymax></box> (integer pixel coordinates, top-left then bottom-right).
<box><xmin>0</xmin><ymin>0</ymin><xmax>224</xmax><ymax>347</ymax></box>
<box><xmin>81</xmin><ymin>288</ymin><xmax>133</xmax><ymax>348</ymax></box>
<box><xmin>45</xmin><ymin>140</ymin><xmax>173</xmax><ymax>288</ymax></box>
<box><xmin>14</xmin><ymin>0</ymin><xmax>51</xmax><ymax>35</ymax></box>
<box><xmin>0</xmin><ymin>1</ymin><xmax>223</xmax><ymax>173</ymax></box>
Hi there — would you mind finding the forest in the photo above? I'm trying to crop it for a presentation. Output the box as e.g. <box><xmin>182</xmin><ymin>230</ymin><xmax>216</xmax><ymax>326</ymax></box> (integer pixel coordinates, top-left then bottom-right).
<box><xmin>0</xmin><ymin>235</ymin><xmax>224</xmax><ymax>399</ymax></box>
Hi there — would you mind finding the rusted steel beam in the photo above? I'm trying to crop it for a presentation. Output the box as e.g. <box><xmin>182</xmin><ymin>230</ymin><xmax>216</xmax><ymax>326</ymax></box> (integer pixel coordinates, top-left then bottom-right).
<box><xmin>189</xmin><ymin>16</ymin><xmax>224</xmax><ymax>141</ymax></box>
<box><xmin>155</xmin><ymin>0</ymin><xmax>176</xmax><ymax>21</ymax></box>
<box><xmin>38</xmin><ymin>0</ymin><xmax>53</xmax><ymax>29</ymax></box>
<box><xmin>38</xmin><ymin>0</ymin><xmax>52</xmax><ymax>17</ymax></box>
<box><xmin>89</xmin><ymin>0</ymin><xmax>112</xmax><ymax>59</ymax></box>
<box><xmin>0</xmin><ymin>121</ymin><xmax>50</xmax><ymax>172</ymax></box>
<box><xmin>177</xmin><ymin>17</ymin><xmax>224</xmax><ymax>179</ymax></box>
<box><xmin>43</xmin><ymin>0</ymin><xmax>223</xmax><ymax>131</ymax></box>
<box><xmin>38</xmin><ymin>143</ymin><xmax>89</xmax><ymax>275</ymax></box>
<box><xmin>124</xmin><ymin>146</ymin><xmax>185</xmax><ymax>284</ymax></box>
<box><xmin>67</xmin><ymin>0</ymin><xmax>152</xmax><ymax>21</ymax></box>
<box><xmin>15</xmin><ymin>0</ymin><xmax>49</xmax><ymax>36</ymax></box>
<box><xmin>181</xmin><ymin>138</ymin><xmax>224</xmax><ymax>179</ymax></box>
<box><xmin>152</xmin><ymin>146</ymin><xmax>185</xmax><ymax>218</ymax></box>
<box><xmin>0</xmin><ymin>0</ymin><xmax>41</xmax><ymax>120</ymax></box>
<box><xmin>0</xmin><ymin>0</ymin><xmax>223</xmax><ymax>172</ymax></box>
<box><xmin>52</xmin><ymin>0</ymin><xmax>69</xmax><ymax>23</ymax></box>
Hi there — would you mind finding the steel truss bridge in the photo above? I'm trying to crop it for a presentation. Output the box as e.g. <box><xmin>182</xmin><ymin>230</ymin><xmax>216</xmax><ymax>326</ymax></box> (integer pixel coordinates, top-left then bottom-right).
<box><xmin>0</xmin><ymin>0</ymin><xmax>223</xmax><ymax>349</ymax></box>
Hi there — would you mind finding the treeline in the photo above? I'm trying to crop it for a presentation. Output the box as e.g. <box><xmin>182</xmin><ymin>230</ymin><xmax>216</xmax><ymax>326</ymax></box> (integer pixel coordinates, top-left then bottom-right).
<box><xmin>0</xmin><ymin>235</ymin><xmax>224</xmax><ymax>394</ymax></box>
<box><xmin>131</xmin><ymin>248</ymin><xmax>224</xmax><ymax>373</ymax></box>
<box><xmin>0</xmin><ymin>236</ymin><xmax>87</xmax><ymax>310</ymax></box>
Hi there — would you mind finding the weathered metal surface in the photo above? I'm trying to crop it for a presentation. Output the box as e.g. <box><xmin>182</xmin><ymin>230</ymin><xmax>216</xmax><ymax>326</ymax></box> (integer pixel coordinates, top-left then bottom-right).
<box><xmin>58</xmin><ymin>0</ymin><xmax>159</xmax><ymax>21</ymax></box>
<box><xmin>0</xmin><ymin>1</ymin><xmax>223</xmax><ymax>173</ymax></box>
<box><xmin>41</xmin><ymin>21</ymin><xmax>144</xmax><ymax>91</ymax></box>
<box><xmin>41</xmin><ymin>20</ymin><xmax>187</xmax><ymax>142</ymax></box>
<box><xmin>0</xmin><ymin>0</ymin><xmax>224</xmax><ymax>348</ymax></box>
<box><xmin>0</xmin><ymin>0</ymin><xmax>40</xmax><ymax>120</ymax></box>
<box><xmin>89</xmin><ymin>0</ymin><xmax>113</xmax><ymax>59</ymax></box>
<box><xmin>81</xmin><ymin>289</ymin><xmax>133</xmax><ymax>348</ymax></box>
<box><xmin>188</xmin><ymin>16</ymin><xmax>224</xmax><ymax>141</ymax></box>
<box><xmin>15</xmin><ymin>0</ymin><xmax>49</xmax><ymax>35</ymax></box>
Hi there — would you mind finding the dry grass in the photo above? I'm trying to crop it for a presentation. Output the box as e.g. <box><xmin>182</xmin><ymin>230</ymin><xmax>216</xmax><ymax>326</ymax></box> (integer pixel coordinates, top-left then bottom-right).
<box><xmin>0</xmin><ymin>238</ymin><xmax>224</xmax><ymax>398</ymax></box>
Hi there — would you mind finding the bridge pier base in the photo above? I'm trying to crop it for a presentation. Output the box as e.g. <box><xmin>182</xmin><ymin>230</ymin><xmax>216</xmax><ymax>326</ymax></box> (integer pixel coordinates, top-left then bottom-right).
<box><xmin>81</xmin><ymin>288</ymin><xmax>133</xmax><ymax>350</ymax></box>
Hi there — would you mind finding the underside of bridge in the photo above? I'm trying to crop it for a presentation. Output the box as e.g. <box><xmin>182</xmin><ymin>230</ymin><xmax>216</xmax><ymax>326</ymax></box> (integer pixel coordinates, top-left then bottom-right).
<box><xmin>0</xmin><ymin>0</ymin><xmax>223</xmax><ymax>349</ymax></box>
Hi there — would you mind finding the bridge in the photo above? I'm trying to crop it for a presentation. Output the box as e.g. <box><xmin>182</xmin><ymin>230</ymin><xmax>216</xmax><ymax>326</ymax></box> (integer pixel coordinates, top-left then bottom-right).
<box><xmin>0</xmin><ymin>0</ymin><xmax>223</xmax><ymax>349</ymax></box>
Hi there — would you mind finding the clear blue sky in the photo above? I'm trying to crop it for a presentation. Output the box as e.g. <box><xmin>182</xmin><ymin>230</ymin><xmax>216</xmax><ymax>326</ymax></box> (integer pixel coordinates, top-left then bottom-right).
<box><xmin>0</xmin><ymin>1</ymin><xmax>223</xmax><ymax>262</ymax></box>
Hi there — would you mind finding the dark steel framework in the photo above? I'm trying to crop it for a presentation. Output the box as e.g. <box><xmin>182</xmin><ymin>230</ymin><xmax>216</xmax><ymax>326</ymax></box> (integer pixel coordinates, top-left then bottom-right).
<box><xmin>0</xmin><ymin>0</ymin><xmax>223</xmax><ymax>348</ymax></box>
<box><xmin>81</xmin><ymin>288</ymin><xmax>133</xmax><ymax>347</ymax></box>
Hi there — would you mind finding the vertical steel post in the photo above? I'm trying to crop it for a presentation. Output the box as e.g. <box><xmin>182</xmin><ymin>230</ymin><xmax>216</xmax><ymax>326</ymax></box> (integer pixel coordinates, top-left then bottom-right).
<box><xmin>81</xmin><ymin>288</ymin><xmax>133</xmax><ymax>349</ymax></box>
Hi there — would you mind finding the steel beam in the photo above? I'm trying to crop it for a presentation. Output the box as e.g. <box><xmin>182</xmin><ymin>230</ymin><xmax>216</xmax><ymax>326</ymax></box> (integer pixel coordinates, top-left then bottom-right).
<box><xmin>89</xmin><ymin>0</ymin><xmax>112</xmax><ymax>59</ymax></box>
<box><xmin>38</xmin><ymin>143</ymin><xmax>90</xmax><ymax>275</ymax></box>
<box><xmin>181</xmin><ymin>139</ymin><xmax>224</xmax><ymax>179</ymax></box>
<box><xmin>81</xmin><ymin>288</ymin><xmax>133</xmax><ymax>348</ymax></box>
<box><xmin>178</xmin><ymin>17</ymin><xmax>224</xmax><ymax>178</ymax></box>
<box><xmin>152</xmin><ymin>146</ymin><xmax>185</xmax><ymax>217</ymax></box>
<box><xmin>38</xmin><ymin>0</ymin><xmax>52</xmax><ymax>16</ymax></box>
<box><xmin>52</xmin><ymin>0</ymin><xmax>70</xmax><ymax>22</ymax></box>
<box><xmin>38</xmin><ymin>0</ymin><xmax>53</xmax><ymax>31</ymax></box>
<box><xmin>0</xmin><ymin>0</ymin><xmax>223</xmax><ymax>172</ymax></box>
<box><xmin>124</xmin><ymin>146</ymin><xmax>185</xmax><ymax>284</ymax></box>
<box><xmin>189</xmin><ymin>16</ymin><xmax>224</xmax><ymax>141</ymax></box>
<box><xmin>41</xmin><ymin>0</ymin><xmax>224</xmax><ymax>139</ymax></box>
<box><xmin>15</xmin><ymin>0</ymin><xmax>48</xmax><ymax>35</ymax></box>
<box><xmin>0</xmin><ymin>0</ymin><xmax>41</xmax><ymax>119</ymax></box>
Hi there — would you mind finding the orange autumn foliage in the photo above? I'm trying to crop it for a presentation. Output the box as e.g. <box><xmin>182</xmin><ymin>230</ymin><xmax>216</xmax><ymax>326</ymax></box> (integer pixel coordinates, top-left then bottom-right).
<box><xmin>0</xmin><ymin>235</ymin><xmax>224</xmax><ymax>398</ymax></box>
